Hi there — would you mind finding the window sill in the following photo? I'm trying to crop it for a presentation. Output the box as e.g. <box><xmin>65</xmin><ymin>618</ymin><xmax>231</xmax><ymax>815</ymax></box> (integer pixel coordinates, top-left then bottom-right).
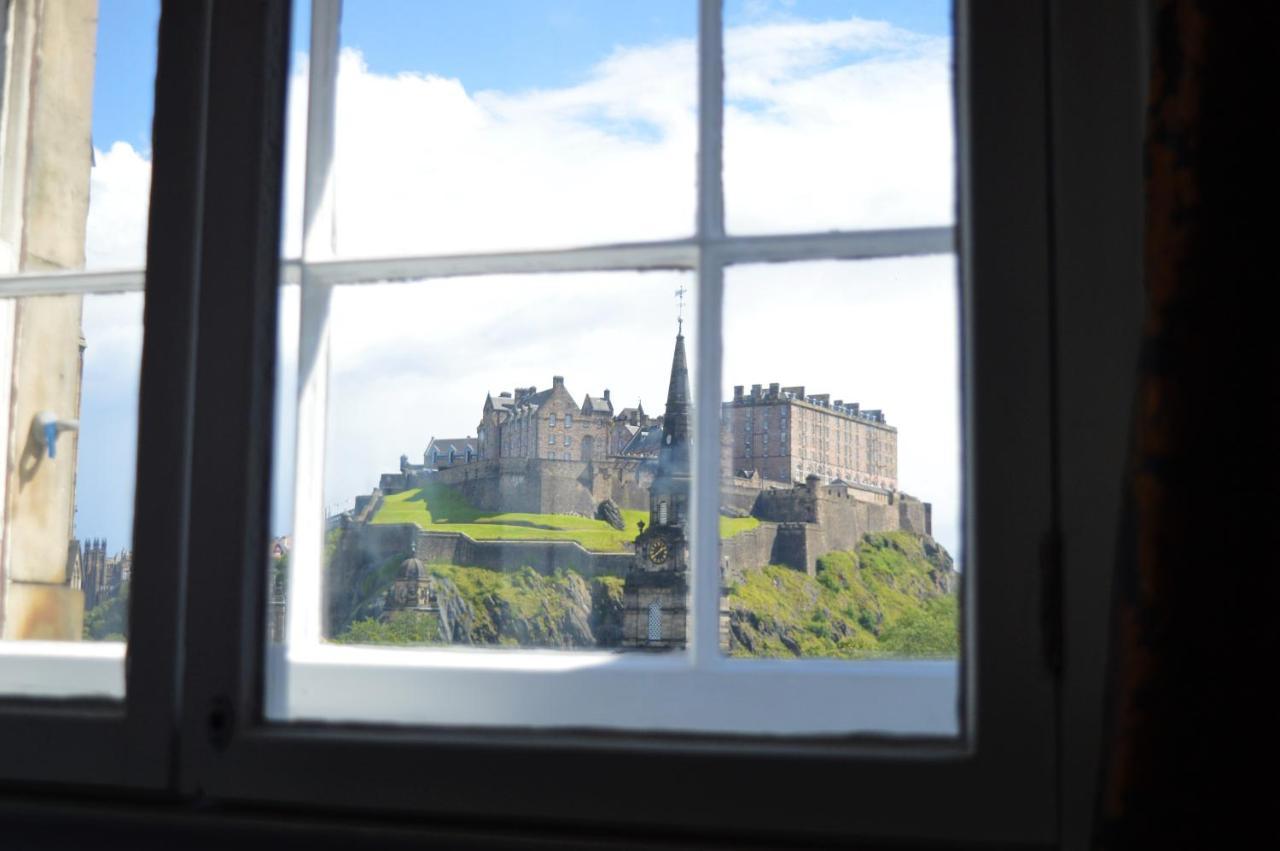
<box><xmin>0</xmin><ymin>640</ymin><xmax>125</xmax><ymax>699</ymax></box>
<box><xmin>269</xmin><ymin>643</ymin><xmax>959</xmax><ymax>737</ymax></box>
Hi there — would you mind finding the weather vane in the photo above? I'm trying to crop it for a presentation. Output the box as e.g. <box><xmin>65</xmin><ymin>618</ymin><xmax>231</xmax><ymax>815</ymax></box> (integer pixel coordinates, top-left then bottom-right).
<box><xmin>675</xmin><ymin>284</ymin><xmax>687</xmax><ymax>333</ymax></box>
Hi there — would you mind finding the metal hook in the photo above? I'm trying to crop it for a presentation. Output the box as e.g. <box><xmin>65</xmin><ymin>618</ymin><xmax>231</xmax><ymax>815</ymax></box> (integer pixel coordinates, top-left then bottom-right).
<box><xmin>33</xmin><ymin>411</ymin><xmax>79</xmax><ymax>459</ymax></box>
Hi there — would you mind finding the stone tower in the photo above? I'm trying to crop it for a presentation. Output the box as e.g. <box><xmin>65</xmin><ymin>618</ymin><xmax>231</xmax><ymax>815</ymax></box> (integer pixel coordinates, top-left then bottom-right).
<box><xmin>622</xmin><ymin>330</ymin><xmax>691</xmax><ymax>649</ymax></box>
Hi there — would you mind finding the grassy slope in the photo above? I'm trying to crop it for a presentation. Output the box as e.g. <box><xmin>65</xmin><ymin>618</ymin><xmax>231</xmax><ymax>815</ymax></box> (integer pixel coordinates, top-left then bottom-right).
<box><xmin>371</xmin><ymin>483</ymin><xmax>758</xmax><ymax>551</ymax></box>
<box><xmin>330</xmin><ymin>531</ymin><xmax>955</xmax><ymax>659</ymax></box>
<box><xmin>726</xmin><ymin>530</ymin><xmax>958</xmax><ymax>659</ymax></box>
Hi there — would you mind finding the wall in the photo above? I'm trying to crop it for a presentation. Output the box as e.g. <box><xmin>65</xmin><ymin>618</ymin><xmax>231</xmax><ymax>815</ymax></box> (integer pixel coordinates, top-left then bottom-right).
<box><xmin>0</xmin><ymin>0</ymin><xmax>98</xmax><ymax>640</ymax></box>
<box><xmin>433</xmin><ymin>456</ymin><xmax>654</xmax><ymax>516</ymax></box>
<box><xmin>719</xmin><ymin>523</ymin><xmax>779</xmax><ymax>585</ymax></box>
<box><xmin>415</xmin><ymin>531</ymin><xmax>630</xmax><ymax>579</ymax></box>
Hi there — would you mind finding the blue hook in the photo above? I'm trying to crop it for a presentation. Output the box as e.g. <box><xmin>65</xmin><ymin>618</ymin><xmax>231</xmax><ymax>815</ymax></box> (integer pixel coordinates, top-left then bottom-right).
<box><xmin>45</xmin><ymin>422</ymin><xmax>59</xmax><ymax>459</ymax></box>
<box><xmin>34</xmin><ymin>412</ymin><xmax>79</xmax><ymax>460</ymax></box>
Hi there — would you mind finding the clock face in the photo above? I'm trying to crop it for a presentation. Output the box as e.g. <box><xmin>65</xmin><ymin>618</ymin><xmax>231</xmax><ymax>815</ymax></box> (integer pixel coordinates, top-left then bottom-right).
<box><xmin>648</xmin><ymin>538</ymin><xmax>669</xmax><ymax>565</ymax></box>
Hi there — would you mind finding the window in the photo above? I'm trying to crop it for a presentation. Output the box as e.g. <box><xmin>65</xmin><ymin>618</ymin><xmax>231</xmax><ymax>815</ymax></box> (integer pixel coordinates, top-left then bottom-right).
<box><xmin>565</xmin><ymin>414</ymin><xmax>573</xmax><ymax>427</ymax></box>
<box><xmin>548</xmin><ymin>414</ymin><xmax>556</xmax><ymax>427</ymax></box>
<box><xmin>647</xmin><ymin>600</ymin><xmax>662</xmax><ymax>642</ymax></box>
<box><xmin>0</xmin><ymin>1</ymin><xmax>1113</xmax><ymax>845</ymax></box>
<box><xmin>564</xmin><ymin>434</ymin><xmax>571</xmax><ymax>447</ymax></box>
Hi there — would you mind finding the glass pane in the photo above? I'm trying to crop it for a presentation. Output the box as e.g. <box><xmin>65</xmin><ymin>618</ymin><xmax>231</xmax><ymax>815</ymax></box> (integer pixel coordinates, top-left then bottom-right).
<box><xmin>293</xmin><ymin>271</ymin><xmax>696</xmax><ymax>650</ymax></box>
<box><xmin>723</xmin><ymin>0</ymin><xmax>955</xmax><ymax>233</ymax></box>
<box><xmin>720</xmin><ymin>258</ymin><xmax>961</xmax><ymax>660</ymax></box>
<box><xmin>0</xmin><ymin>1</ymin><xmax>155</xmax><ymax>672</ymax></box>
<box><xmin>328</xmin><ymin>1</ymin><xmax>697</xmax><ymax>257</ymax></box>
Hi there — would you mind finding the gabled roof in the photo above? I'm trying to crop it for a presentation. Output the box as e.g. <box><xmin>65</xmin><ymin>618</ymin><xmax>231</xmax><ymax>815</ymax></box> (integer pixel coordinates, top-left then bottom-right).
<box><xmin>583</xmin><ymin>394</ymin><xmax>613</xmax><ymax>415</ymax></box>
<box><xmin>485</xmin><ymin>393</ymin><xmax>515</xmax><ymax>412</ymax></box>
<box><xmin>621</xmin><ymin>426</ymin><xmax>663</xmax><ymax>457</ymax></box>
<box><xmin>425</xmin><ymin>436</ymin><xmax>478</xmax><ymax>462</ymax></box>
<box><xmin>514</xmin><ymin>388</ymin><xmax>556</xmax><ymax>413</ymax></box>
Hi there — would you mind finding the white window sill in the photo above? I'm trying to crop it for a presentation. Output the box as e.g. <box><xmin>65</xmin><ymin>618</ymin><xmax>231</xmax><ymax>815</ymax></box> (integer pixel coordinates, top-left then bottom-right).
<box><xmin>0</xmin><ymin>640</ymin><xmax>125</xmax><ymax>699</ymax></box>
<box><xmin>269</xmin><ymin>644</ymin><xmax>959</xmax><ymax>737</ymax></box>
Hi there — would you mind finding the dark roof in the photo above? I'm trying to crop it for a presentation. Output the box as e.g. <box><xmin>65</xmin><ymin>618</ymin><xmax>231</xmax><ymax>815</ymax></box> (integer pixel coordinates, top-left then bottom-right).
<box><xmin>487</xmin><ymin>393</ymin><xmax>515</xmax><ymax>411</ymax></box>
<box><xmin>514</xmin><ymin>388</ymin><xmax>556</xmax><ymax>412</ymax></box>
<box><xmin>621</xmin><ymin>426</ymin><xmax>663</xmax><ymax>457</ymax></box>
<box><xmin>425</xmin><ymin>437</ymin><xmax>478</xmax><ymax>459</ymax></box>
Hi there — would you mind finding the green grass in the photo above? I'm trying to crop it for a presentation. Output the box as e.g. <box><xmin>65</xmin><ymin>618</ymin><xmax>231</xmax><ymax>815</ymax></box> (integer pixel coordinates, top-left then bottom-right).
<box><xmin>725</xmin><ymin>530</ymin><xmax>958</xmax><ymax>660</ymax></box>
<box><xmin>719</xmin><ymin>515</ymin><xmax>760</xmax><ymax>538</ymax></box>
<box><xmin>372</xmin><ymin>483</ymin><xmax>758</xmax><ymax>551</ymax></box>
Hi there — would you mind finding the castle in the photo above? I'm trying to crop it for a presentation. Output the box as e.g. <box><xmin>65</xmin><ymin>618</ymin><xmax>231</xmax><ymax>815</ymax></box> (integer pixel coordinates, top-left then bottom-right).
<box><xmin>356</xmin><ymin>323</ymin><xmax>934</xmax><ymax>651</ymax></box>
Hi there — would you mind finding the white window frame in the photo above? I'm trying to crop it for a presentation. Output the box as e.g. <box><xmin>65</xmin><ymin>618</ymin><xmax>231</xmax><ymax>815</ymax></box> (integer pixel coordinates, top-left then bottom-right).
<box><xmin>236</xmin><ymin>1</ymin><xmax>1061</xmax><ymax>838</ymax></box>
<box><xmin>278</xmin><ymin>0</ymin><xmax>968</xmax><ymax>736</ymax></box>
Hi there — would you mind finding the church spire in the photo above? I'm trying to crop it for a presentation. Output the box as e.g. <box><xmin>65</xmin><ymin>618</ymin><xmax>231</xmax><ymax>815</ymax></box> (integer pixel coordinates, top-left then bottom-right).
<box><xmin>659</xmin><ymin>328</ymin><xmax>691</xmax><ymax>473</ymax></box>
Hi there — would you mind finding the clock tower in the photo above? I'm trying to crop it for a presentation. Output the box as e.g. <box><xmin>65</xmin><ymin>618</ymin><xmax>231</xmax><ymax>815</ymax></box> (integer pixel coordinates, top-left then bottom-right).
<box><xmin>623</xmin><ymin>327</ymin><xmax>692</xmax><ymax>649</ymax></box>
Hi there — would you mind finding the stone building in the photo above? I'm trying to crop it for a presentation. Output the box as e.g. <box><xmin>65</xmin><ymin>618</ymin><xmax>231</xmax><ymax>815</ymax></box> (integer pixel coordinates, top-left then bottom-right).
<box><xmin>724</xmin><ymin>383</ymin><xmax>898</xmax><ymax>490</ymax></box>
<box><xmin>423</xmin><ymin>436</ymin><xmax>478</xmax><ymax>469</ymax></box>
<box><xmin>609</xmin><ymin>402</ymin><xmax>662</xmax><ymax>457</ymax></box>
<box><xmin>622</xmin><ymin>329</ymin><xmax>692</xmax><ymax>650</ymax></box>
<box><xmin>477</xmin><ymin>377</ymin><xmax>616</xmax><ymax>463</ymax></box>
<box><xmin>68</xmin><ymin>538</ymin><xmax>125</xmax><ymax>612</ymax></box>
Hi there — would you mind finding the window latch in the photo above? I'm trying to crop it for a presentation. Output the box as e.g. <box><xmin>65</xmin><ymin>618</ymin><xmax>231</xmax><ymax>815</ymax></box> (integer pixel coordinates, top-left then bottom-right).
<box><xmin>33</xmin><ymin>411</ymin><xmax>80</xmax><ymax>460</ymax></box>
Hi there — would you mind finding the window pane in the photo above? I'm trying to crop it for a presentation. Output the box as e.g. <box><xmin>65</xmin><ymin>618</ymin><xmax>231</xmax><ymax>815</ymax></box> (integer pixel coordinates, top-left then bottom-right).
<box><xmin>723</xmin><ymin>1</ymin><xmax>955</xmax><ymax>233</ymax></box>
<box><xmin>0</xmin><ymin>1</ymin><xmax>155</xmax><ymax>679</ymax></box>
<box><xmin>720</xmin><ymin>258</ymin><xmax>961</xmax><ymax>662</ymax></box>
<box><xmin>328</xmin><ymin>1</ymin><xmax>697</xmax><ymax>257</ymax></box>
<box><xmin>304</xmin><ymin>271</ymin><xmax>695</xmax><ymax>651</ymax></box>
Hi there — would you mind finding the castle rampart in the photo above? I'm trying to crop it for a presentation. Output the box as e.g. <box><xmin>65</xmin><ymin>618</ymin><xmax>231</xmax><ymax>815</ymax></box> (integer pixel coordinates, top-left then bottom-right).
<box><xmin>426</xmin><ymin>456</ymin><xmax>654</xmax><ymax>516</ymax></box>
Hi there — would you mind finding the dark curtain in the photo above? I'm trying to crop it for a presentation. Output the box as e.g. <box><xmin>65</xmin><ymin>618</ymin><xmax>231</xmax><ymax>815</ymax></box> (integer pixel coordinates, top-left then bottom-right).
<box><xmin>1094</xmin><ymin>1</ymin><xmax>1278</xmax><ymax>847</ymax></box>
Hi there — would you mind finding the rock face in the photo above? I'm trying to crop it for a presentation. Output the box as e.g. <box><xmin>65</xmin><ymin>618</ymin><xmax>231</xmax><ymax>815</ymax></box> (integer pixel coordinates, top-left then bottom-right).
<box><xmin>596</xmin><ymin>498</ymin><xmax>626</xmax><ymax>530</ymax></box>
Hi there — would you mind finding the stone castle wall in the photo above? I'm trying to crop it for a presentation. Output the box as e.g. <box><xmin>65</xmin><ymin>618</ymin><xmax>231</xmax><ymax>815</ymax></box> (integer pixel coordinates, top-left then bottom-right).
<box><xmin>415</xmin><ymin>531</ymin><xmax>630</xmax><ymax>578</ymax></box>
<box><xmin>429</xmin><ymin>457</ymin><xmax>654</xmax><ymax>516</ymax></box>
<box><xmin>719</xmin><ymin>523</ymin><xmax>780</xmax><ymax>585</ymax></box>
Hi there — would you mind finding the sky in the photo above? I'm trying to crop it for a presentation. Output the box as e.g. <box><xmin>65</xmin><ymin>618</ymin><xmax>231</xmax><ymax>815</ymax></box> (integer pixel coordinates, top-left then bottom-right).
<box><xmin>78</xmin><ymin>0</ymin><xmax>960</xmax><ymax>562</ymax></box>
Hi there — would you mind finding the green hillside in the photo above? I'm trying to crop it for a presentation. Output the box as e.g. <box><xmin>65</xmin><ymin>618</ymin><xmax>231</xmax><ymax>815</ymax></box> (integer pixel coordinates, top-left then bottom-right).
<box><xmin>330</xmin><ymin>529</ymin><xmax>957</xmax><ymax>660</ymax></box>
<box><xmin>370</xmin><ymin>483</ymin><xmax>758</xmax><ymax>551</ymax></box>
<box><xmin>726</xmin><ymin>531</ymin><xmax>958</xmax><ymax>658</ymax></box>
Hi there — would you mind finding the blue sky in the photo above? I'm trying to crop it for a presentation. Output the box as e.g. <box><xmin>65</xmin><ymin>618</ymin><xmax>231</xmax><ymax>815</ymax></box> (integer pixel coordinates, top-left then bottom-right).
<box><xmin>94</xmin><ymin>1</ymin><xmax>949</xmax><ymax>147</ymax></box>
<box><xmin>82</xmin><ymin>1</ymin><xmax>958</xmax><ymax>558</ymax></box>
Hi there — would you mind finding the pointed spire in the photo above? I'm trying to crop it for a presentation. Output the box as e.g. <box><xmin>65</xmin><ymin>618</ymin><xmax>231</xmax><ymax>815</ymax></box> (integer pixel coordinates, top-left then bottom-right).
<box><xmin>659</xmin><ymin>330</ymin><xmax>692</xmax><ymax>471</ymax></box>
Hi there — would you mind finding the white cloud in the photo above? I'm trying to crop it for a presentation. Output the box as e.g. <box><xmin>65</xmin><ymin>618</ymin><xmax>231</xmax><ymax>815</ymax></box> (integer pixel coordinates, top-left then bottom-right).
<box><xmin>85</xmin><ymin>12</ymin><xmax>962</xmax><ymax>559</ymax></box>
<box><xmin>85</xmin><ymin>142</ymin><xmax>152</xmax><ymax>270</ymax></box>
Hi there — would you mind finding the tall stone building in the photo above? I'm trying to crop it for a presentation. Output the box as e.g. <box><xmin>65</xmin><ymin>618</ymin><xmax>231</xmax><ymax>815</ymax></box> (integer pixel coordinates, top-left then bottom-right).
<box><xmin>477</xmin><ymin>377</ymin><xmax>616</xmax><ymax>463</ymax></box>
<box><xmin>475</xmin><ymin>375</ymin><xmax>665</xmax><ymax>465</ymax></box>
<box><xmin>622</xmin><ymin>328</ymin><xmax>691</xmax><ymax>649</ymax></box>
<box><xmin>724</xmin><ymin>383</ymin><xmax>898</xmax><ymax>490</ymax></box>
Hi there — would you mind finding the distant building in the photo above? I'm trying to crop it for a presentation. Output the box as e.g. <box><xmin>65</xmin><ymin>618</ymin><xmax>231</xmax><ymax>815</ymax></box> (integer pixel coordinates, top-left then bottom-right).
<box><xmin>723</xmin><ymin>383</ymin><xmax>898</xmax><ymax>490</ymax></box>
<box><xmin>68</xmin><ymin>538</ymin><xmax>127</xmax><ymax>612</ymax></box>
<box><xmin>477</xmin><ymin>378</ymin><xmax>619</xmax><ymax>463</ymax></box>
<box><xmin>423</xmin><ymin>436</ymin><xmax>479</xmax><ymax>469</ymax></box>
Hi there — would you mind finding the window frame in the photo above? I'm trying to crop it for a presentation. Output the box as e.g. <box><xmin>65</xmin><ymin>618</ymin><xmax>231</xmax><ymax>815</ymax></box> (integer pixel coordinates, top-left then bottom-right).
<box><xmin>0</xmin><ymin>0</ymin><xmax>1093</xmax><ymax>844</ymax></box>
<box><xmin>0</xmin><ymin>0</ymin><xmax>209</xmax><ymax>791</ymax></box>
<box><xmin>176</xmin><ymin>0</ymin><xmax>1058</xmax><ymax>844</ymax></box>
